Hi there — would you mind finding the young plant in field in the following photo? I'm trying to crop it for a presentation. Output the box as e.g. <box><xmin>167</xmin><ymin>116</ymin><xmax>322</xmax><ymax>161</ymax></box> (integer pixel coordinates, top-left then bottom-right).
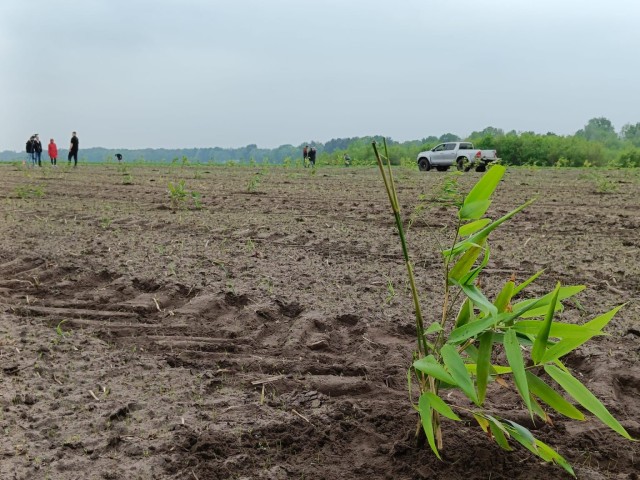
<box><xmin>168</xmin><ymin>180</ymin><xmax>201</xmax><ymax>209</ymax></box>
<box><xmin>247</xmin><ymin>171</ymin><xmax>264</xmax><ymax>193</ymax></box>
<box><xmin>372</xmin><ymin>140</ymin><xmax>633</xmax><ymax>476</ymax></box>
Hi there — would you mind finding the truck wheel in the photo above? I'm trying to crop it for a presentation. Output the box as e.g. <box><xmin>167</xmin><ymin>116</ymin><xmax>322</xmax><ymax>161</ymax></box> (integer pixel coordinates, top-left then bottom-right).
<box><xmin>475</xmin><ymin>164</ymin><xmax>487</xmax><ymax>172</ymax></box>
<box><xmin>457</xmin><ymin>157</ymin><xmax>470</xmax><ymax>172</ymax></box>
<box><xmin>418</xmin><ymin>158</ymin><xmax>431</xmax><ymax>171</ymax></box>
<box><xmin>436</xmin><ymin>166</ymin><xmax>449</xmax><ymax>172</ymax></box>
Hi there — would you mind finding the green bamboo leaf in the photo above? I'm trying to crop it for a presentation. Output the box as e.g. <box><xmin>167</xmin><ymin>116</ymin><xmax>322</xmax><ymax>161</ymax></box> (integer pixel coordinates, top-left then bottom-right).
<box><xmin>504</xmin><ymin>420</ymin><xmax>536</xmax><ymax>449</ymax></box>
<box><xmin>454</xmin><ymin>298</ymin><xmax>472</xmax><ymax>328</ymax></box>
<box><xmin>512</xmin><ymin>285</ymin><xmax>585</xmax><ymax>314</ymax></box>
<box><xmin>487</xmin><ymin>419</ymin><xmax>512</xmax><ymax>451</ymax></box>
<box><xmin>513</xmin><ymin>320</ymin><xmax>602</xmax><ymax>338</ymax></box>
<box><xmin>458</xmin><ymin>218</ymin><xmax>491</xmax><ymax>237</ymax></box>
<box><xmin>459</xmin><ymin>200</ymin><xmax>491</xmax><ymax>221</ymax></box>
<box><xmin>532</xmin><ymin>283</ymin><xmax>561</xmax><ymax>364</ymax></box>
<box><xmin>462</xmin><ymin>164</ymin><xmax>506</xmax><ymax>210</ymax></box>
<box><xmin>413</xmin><ymin>355</ymin><xmax>456</xmax><ymax>385</ymax></box>
<box><xmin>494</xmin><ymin>280</ymin><xmax>515</xmax><ymax>313</ymax></box>
<box><xmin>461</xmin><ymin>284</ymin><xmax>498</xmax><ymax>317</ymax></box>
<box><xmin>443</xmin><ymin>199</ymin><xmax>534</xmax><ymax>257</ymax></box>
<box><xmin>449</xmin><ymin>244</ymin><xmax>484</xmax><ymax>283</ymax></box>
<box><xmin>512</xmin><ymin>269</ymin><xmax>545</xmax><ymax>296</ymax></box>
<box><xmin>476</xmin><ymin>331</ymin><xmax>493</xmax><ymax>405</ymax></box>
<box><xmin>541</xmin><ymin>305</ymin><xmax>625</xmax><ymax>363</ymax></box>
<box><xmin>519</xmin><ymin>302</ymin><xmax>563</xmax><ymax>319</ymax></box>
<box><xmin>441</xmin><ymin>344</ymin><xmax>479</xmax><ymax>405</ymax></box>
<box><xmin>459</xmin><ymin>244</ymin><xmax>491</xmax><ymax>286</ymax></box>
<box><xmin>423</xmin><ymin>392</ymin><xmax>461</xmax><ymax>421</ymax></box>
<box><xmin>466</xmin><ymin>364</ymin><xmax>513</xmax><ymax>376</ymax></box>
<box><xmin>418</xmin><ymin>394</ymin><xmax>441</xmax><ymax>459</ymax></box>
<box><xmin>545</xmin><ymin>365</ymin><xmax>634</xmax><ymax>440</ymax></box>
<box><xmin>534</xmin><ymin>439</ymin><xmax>575</xmax><ymax>477</ymax></box>
<box><xmin>530</xmin><ymin>396</ymin><xmax>549</xmax><ymax>423</ymax></box>
<box><xmin>447</xmin><ymin>315</ymin><xmax>496</xmax><ymax>345</ymax></box>
<box><xmin>526</xmin><ymin>372</ymin><xmax>584</xmax><ymax>420</ymax></box>
<box><xmin>425</xmin><ymin>322</ymin><xmax>443</xmax><ymax>334</ymax></box>
<box><xmin>503</xmin><ymin>329</ymin><xmax>532</xmax><ymax>414</ymax></box>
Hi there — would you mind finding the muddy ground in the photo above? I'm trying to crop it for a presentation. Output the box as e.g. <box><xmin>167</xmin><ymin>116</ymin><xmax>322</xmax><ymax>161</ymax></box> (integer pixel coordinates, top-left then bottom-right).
<box><xmin>0</xmin><ymin>163</ymin><xmax>638</xmax><ymax>480</ymax></box>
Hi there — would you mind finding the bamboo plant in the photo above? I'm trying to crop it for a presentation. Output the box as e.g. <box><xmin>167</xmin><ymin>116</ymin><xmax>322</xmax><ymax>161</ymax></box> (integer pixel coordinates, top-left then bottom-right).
<box><xmin>372</xmin><ymin>140</ymin><xmax>634</xmax><ymax>476</ymax></box>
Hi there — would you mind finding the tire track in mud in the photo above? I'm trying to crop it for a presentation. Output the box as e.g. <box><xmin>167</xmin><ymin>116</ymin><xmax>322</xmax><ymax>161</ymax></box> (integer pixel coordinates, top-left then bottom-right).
<box><xmin>0</xmin><ymin>255</ymin><xmax>381</xmax><ymax>402</ymax></box>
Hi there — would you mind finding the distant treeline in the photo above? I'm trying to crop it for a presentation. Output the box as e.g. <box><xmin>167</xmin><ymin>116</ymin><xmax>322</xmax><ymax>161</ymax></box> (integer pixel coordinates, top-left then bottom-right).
<box><xmin>2</xmin><ymin>117</ymin><xmax>639</xmax><ymax>167</ymax></box>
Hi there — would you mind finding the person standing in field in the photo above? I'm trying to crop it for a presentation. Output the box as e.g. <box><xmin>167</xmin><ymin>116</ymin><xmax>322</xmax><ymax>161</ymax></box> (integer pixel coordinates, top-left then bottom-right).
<box><xmin>33</xmin><ymin>134</ymin><xmax>43</xmax><ymax>167</ymax></box>
<box><xmin>303</xmin><ymin>145</ymin><xmax>309</xmax><ymax>167</ymax></box>
<box><xmin>68</xmin><ymin>131</ymin><xmax>79</xmax><ymax>167</ymax></box>
<box><xmin>48</xmin><ymin>138</ymin><xmax>58</xmax><ymax>166</ymax></box>
<box><xmin>26</xmin><ymin>135</ymin><xmax>36</xmax><ymax>167</ymax></box>
<box><xmin>308</xmin><ymin>146</ymin><xmax>317</xmax><ymax>167</ymax></box>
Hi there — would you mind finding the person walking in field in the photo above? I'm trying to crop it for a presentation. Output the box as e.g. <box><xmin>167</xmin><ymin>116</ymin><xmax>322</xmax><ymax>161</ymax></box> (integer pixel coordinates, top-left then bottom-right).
<box><xmin>68</xmin><ymin>131</ymin><xmax>79</xmax><ymax>167</ymax></box>
<box><xmin>48</xmin><ymin>138</ymin><xmax>58</xmax><ymax>166</ymax></box>
<box><xmin>33</xmin><ymin>134</ymin><xmax>43</xmax><ymax>167</ymax></box>
<box><xmin>303</xmin><ymin>145</ymin><xmax>309</xmax><ymax>167</ymax></box>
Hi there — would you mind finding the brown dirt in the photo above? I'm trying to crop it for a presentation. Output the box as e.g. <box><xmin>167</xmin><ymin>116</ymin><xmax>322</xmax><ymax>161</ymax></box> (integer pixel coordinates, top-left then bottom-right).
<box><xmin>0</xmin><ymin>163</ymin><xmax>638</xmax><ymax>480</ymax></box>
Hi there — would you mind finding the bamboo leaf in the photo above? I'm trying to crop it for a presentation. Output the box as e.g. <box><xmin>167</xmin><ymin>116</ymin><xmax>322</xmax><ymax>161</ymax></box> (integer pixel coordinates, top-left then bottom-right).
<box><xmin>461</xmin><ymin>284</ymin><xmax>498</xmax><ymax>317</ymax></box>
<box><xmin>513</xmin><ymin>321</ymin><xmax>602</xmax><ymax>338</ymax></box>
<box><xmin>512</xmin><ymin>285</ymin><xmax>585</xmax><ymax>314</ymax></box>
<box><xmin>503</xmin><ymin>329</ymin><xmax>532</xmax><ymax>414</ymax></box>
<box><xmin>425</xmin><ymin>322</ymin><xmax>443</xmax><ymax>334</ymax></box>
<box><xmin>494</xmin><ymin>280</ymin><xmax>515</xmax><ymax>313</ymax></box>
<box><xmin>534</xmin><ymin>439</ymin><xmax>576</xmax><ymax>477</ymax></box>
<box><xmin>526</xmin><ymin>372</ymin><xmax>584</xmax><ymax>420</ymax></box>
<box><xmin>413</xmin><ymin>355</ymin><xmax>456</xmax><ymax>385</ymax></box>
<box><xmin>443</xmin><ymin>199</ymin><xmax>534</xmax><ymax>257</ymax></box>
<box><xmin>485</xmin><ymin>416</ymin><xmax>513</xmax><ymax>451</ymax></box>
<box><xmin>459</xmin><ymin>200</ymin><xmax>491</xmax><ymax>221</ymax></box>
<box><xmin>441</xmin><ymin>344</ymin><xmax>479</xmax><ymax>405</ymax></box>
<box><xmin>423</xmin><ymin>392</ymin><xmax>461</xmax><ymax>421</ymax></box>
<box><xmin>458</xmin><ymin>218</ymin><xmax>491</xmax><ymax>237</ymax></box>
<box><xmin>462</xmin><ymin>164</ymin><xmax>505</xmax><ymax>211</ymax></box>
<box><xmin>512</xmin><ymin>269</ymin><xmax>545</xmax><ymax>296</ymax></box>
<box><xmin>504</xmin><ymin>420</ymin><xmax>536</xmax><ymax>449</ymax></box>
<box><xmin>418</xmin><ymin>394</ymin><xmax>441</xmax><ymax>459</ymax></box>
<box><xmin>449</xmin><ymin>244</ymin><xmax>484</xmax><ymax>283</ymax></box>
<box><xmin>545</xmin><ymin>365</ymin><xmax>634</xmax><ymax>440</ymax></box>
<box><xmin>447</xmin><ymin>315</ymin><xmax>496</xmax><ymax>345</ymax></box>
<box><xmin>459</xmin><ymin>244</ymin><xmax>491</xmax><ymax>286</ymax></box>
<box><xmin>454</xmin><ymin>298</ymin><xmax>472</xmax><ymax>329</ymax></box>
<box><xmin>532</xmin><ymin>283</ymin><xmax>561</xmax><ymax>364</ymax></box>
<box><xmin>476</xmin><ymin>331</ymin><xmax>493</xmax><ymax>405</ymax></box>
<box><xmin>584</xmin><ymin>304</ymin><xmax>626</xmax><ymax>331</ymax></box>
<box><xmin>541</xmin><ymin>304</ymin><xmax>624</xmax><ymax>363</ymax></box>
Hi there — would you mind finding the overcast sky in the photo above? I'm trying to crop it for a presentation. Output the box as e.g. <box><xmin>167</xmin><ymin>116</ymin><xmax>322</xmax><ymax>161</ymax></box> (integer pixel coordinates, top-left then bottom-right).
<box><xmin>1</xmin><ymin>0</ymin><xmax>638</xmax><ymax>151</ymax></box>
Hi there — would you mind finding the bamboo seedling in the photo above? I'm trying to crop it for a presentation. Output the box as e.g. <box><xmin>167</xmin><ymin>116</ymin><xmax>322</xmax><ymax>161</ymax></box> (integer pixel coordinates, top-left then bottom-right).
<box><xmin>372</xmin><ymin>139</ymin><xmax>634</xmax><ymax>476</ymax></box>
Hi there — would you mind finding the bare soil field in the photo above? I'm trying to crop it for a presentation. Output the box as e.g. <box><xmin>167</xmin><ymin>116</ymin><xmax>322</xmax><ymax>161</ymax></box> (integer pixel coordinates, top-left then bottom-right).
<box><xmin>0</xmin><ymin>163</ymin><xmax>638</xmax><ymax>480</ymax></box>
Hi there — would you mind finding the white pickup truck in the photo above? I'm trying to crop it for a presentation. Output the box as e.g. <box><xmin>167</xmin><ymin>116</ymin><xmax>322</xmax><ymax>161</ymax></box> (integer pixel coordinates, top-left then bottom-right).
<box><xmin>417</xmin><ymin>142</ymin><xmax>498</xmax><ymax>172</ymax></box>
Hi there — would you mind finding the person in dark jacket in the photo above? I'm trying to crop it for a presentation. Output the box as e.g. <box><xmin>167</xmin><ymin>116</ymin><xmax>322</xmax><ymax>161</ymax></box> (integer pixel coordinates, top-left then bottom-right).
<box><xmin>26</xmin><ymin>136</ymin><xmax>35</xmax><ymax>166</ymax></box>
<box><xmin>308</xmin><ymin>147</ymin><xmax>317</xmax><ymax>167</ymax></box>
<box><xmin>33</xmin><ymin>134</ymin><xmax>43</xmax><ymax>167</ymax></box>
<box><xmin>302</xmin><ymin>145</ymin><xmax>309</xmax><ymax>167</ymax></box>
<box><xmin>68</xmin><ymin>131</ymin><xmax>79</xmax><ymax>167</ymax></box>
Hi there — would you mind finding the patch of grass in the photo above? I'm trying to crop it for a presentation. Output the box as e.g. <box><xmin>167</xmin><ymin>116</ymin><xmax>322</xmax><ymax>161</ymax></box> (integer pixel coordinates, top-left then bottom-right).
<box><xmin>15</xmin><ymin>184</ymin><xmax>45</xmax><ymax>199</ymax></box>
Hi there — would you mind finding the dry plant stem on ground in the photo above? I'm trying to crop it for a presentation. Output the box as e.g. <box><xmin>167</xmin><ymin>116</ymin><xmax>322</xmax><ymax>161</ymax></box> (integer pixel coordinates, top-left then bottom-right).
<box><xmin>372</xmin><ymin>140</ymin><xmax>635</xmax><ymax>476</ymax></box>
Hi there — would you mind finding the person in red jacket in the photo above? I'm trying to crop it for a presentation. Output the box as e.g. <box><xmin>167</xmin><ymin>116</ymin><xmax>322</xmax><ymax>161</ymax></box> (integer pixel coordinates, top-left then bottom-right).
<box><xmin>48</xmin><ymin>138</ymin><xmax>58</xmax><ymax>166</ymax></box>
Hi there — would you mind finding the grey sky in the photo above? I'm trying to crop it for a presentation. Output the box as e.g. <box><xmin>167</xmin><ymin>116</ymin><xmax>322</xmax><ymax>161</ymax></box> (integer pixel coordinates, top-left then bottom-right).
<box><xmin>1</xmin><ymin>0</ymin><xmax>638</xmax><ymax>151</ymax></box>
